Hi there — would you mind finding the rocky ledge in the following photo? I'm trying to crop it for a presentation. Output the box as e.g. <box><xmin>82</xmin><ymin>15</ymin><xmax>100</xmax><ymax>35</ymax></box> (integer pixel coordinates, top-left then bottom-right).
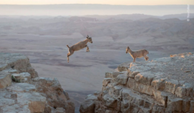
<box><xmin>0</xmin><ymin>53</ymin><xmax>74</xmax><ymax>113</ymax></box>
<box><xmin>80</xmin><ymin>52</ymin><xmax>194</xmax><ymax>113</ymax></box>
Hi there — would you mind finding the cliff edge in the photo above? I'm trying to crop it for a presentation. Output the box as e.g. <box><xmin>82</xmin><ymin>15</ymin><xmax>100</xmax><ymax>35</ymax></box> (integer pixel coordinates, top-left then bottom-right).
<box><xmin>80</xmin><ymin>52</ymin><xmax>194</xmax><ymax>113</ymax></box>
<box><xmin>0</xmin><ymin>53</ymin><xmax>74</xmax><ymax>113</ymax></box>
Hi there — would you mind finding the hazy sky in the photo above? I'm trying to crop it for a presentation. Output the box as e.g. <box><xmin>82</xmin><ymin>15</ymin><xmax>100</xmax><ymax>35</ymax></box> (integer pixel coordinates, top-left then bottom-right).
<box><xmin>0</xmin><ymin>0</ymin><xmax>194</xmax><ymax>5</ymax></box>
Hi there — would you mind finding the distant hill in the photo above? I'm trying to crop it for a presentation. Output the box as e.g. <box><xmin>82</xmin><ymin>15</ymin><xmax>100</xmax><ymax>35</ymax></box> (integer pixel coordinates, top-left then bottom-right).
<box><xmin>86</xmin><ymin>13</ymin><xmax>194</xmax><ymax>20</ymax></box>
<box><xmin>0</xmin><ymin>14</ymin><xmax>193</xmax><ymax>46</ymax></box>
<box><xmin>160</xmin><ymin>13</ymin><xmax>194</xmax><ymax>20</ymax></box>
<box><xmin>0</xmin><ymin>4</ymin><xmax>193</xmax><ymax>16</ymax></box>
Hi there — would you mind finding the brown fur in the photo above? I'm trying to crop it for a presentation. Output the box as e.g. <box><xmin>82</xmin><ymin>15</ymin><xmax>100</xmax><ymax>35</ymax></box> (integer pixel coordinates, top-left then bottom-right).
<box><xmin>67</xmin><ymin>35</ymin><xmax>93</xmax><ymax>63</ymax></box>
<box><xmin>126</xmin><ymin>46</ymin><xmax>149</xmax><ymax>62</ymax></box>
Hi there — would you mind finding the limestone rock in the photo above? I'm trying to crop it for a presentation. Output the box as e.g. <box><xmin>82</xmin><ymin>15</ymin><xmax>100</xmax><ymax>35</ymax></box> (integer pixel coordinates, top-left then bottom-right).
<box><xmin>7</xmin><ymin>83</ymin><xmax>36</xmax><ymax>92</ymax></box>
<box><xmin>26</xmin><ymin>67</ymin><xmax>38</xmax><ymax>78</ymax></box>
<box><xmin>114</xmin><ymin>73</ymin><xmax>128</xmax><ymax>85</ymax></box>
<box><xmin>17</xmin><ymin>92</ymin><xmax>46</xmax><ymax>113</ymax></box>
<box><xmin>0</xmin><ymin>53</ymin><xmax>75</xmax><ymax>113</ymax></box>
<box><xmin>117</xmin><ymin>62</ymin><xmax>130</xmax><ymax>72</ymax></box>
<box><xmin>134</xmin><ymin>72</ymin><xmax>155</xmax><ymax>85</ymax></box>
<box><xmin>33</xmin><ymin>77</ymin><xmax>75</xmax><ymax>113</ymax></box>
<box><xmin>12</xmin><ymin>72</ymin><xmax>31</xmax><ymax>83</ymax></box>
<box><xmin>55</xmin><ymin>107</ymin><xmax>66</xmax><ymax>113</ymax></box>
<box><xmin>0</xmin><ymin>71</ymin><xmax>12</xmax><ymax>89</ymax></box>
<box><xmin>102</xmin><ymin>94</ymin><xmax>117</xmax><ymax>108</ymax></box>
<box><xmin>81</xmin><ymin>52</ymin><xmax>194</xmax><ymax>113</ymax></box>
<box><xmin>102</xmin><ymin>78</ymin><xmax>112</xmax><ymax>87</ymax></box>
<box><xmin>105</xmin><ymin>72</ymin><xmax>122</xmax><ymax>78</ymax></box>
<box><xmin>80</xmin><ymin>94</ymin><xmax>97</xmax><ymax>113</ymax></box>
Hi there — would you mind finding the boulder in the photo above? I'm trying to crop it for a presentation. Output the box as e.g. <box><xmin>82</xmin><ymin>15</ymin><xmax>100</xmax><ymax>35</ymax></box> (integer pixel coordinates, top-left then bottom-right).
<box><xmin>0</xmin><ymin>71</ymin><xmax>12</xmax><ymax>89</ymax></box>
<box><xmin>80</xmin><ymin>94</ymin><xmax>97</xmax><ymax>113</ymax></box>
<box><xmin>0</xmin><ymin>53</ymin><xmax>75</xmax><ymax>113</ymax></box>
<box><xmin>114</xmin><ymin>73</ymin><xmax>128</xmax><ymax>85</ymax></box>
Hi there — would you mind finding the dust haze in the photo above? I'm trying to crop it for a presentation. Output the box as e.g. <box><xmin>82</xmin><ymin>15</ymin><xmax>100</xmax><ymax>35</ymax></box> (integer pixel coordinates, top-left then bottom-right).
<box><xmin>0</xmin><ymin>4</ymin><xmax>194</xmax><ymax>16</ymax></box>
<box><xmin>0</xmin><ymin>4</ymin><xmax>194</xmax><ymax>112</ymax></box>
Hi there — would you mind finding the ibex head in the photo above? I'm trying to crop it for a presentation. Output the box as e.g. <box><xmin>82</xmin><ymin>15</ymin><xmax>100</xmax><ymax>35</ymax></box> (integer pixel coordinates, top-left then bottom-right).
<box><xmin>86</xmin><ymin>35</ymin><xmax>93</xmax><ymax>43</ymax></box>
<box><xmin>126</xmin><ymin>46</ymin><xmax>130</xmax><ymax>53</ymax></box>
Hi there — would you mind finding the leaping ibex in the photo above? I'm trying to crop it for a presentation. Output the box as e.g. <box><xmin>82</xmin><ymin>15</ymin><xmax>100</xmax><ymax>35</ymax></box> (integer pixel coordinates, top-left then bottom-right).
<box><xmin>126</xmin><ymin>46</ymin><xmax>149</xmax><ymax>62</ymax></box>
<box><xmin>66</xmin><ymin>35</ymin><xmax>93</xmax><ymax>63</ymax></box>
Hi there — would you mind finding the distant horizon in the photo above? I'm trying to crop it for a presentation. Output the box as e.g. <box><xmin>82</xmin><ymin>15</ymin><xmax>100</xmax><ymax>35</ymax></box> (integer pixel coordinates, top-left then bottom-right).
<box><xmin>0</xmin><ymin>4</ymin><xmax>193</xmax><ymax>16</ymax></box>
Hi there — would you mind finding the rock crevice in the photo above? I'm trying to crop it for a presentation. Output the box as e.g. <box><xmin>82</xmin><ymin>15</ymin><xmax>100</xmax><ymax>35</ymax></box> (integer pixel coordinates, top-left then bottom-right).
<box><xmin>0</xmin><ymin>53</ymin><xmax>75</xmax><ymax>113</ymax></box>
<box><xmin>80</xmin><ymin>52</ymin><xmax>194</xmax><ymax>113</ymax></box>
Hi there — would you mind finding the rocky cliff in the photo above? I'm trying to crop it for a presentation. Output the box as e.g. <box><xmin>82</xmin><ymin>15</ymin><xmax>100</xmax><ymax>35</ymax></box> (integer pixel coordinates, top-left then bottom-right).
<box><xmin>0</xmin><ymin>53</ymin><xmax>74</xmax><ymax>113</ymax></box>
<box><xmin>80</xmin><ymin>52</ymin><xmax>194</xmax><ymax>113</ymax></box>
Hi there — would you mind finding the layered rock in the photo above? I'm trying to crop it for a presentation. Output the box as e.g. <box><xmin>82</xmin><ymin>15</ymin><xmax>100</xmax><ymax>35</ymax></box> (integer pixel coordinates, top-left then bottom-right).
<box><xmin>80</xmin><ymin>52</ymin><xmax>194</xmax><ymax>113</ymax></box>
<box><xmin>0</xmin><ymin>53</ymin><xmax>74</xmax><ymax>113</ymax></box>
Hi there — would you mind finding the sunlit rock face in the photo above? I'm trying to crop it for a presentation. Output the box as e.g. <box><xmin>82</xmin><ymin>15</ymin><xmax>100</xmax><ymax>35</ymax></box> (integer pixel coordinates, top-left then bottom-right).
<box><xmin>80</xmin><ymin>52</ymin><xmax>194</xmax><ymax>113</ymax></box>
<box><xmin>0</xmin><ymin>53</ymin><xmax>75</xmax><ymax>113</ymax></box>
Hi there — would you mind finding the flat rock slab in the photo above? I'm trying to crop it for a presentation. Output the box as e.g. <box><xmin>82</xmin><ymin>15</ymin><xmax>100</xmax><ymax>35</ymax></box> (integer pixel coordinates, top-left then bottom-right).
<box><xmin>129</xmin><ymin>52</ymin><xmax>194</xmax><ymax>87</ymax></box>
<box><xmin>7</xmin><ymin>83</ymin><xmax>36</xmax><ymax>92</ymax></box>
<box><xmin>0</xmin><ymin>90</ymin><xmax>46</xmax><ymax>113</ymax></box>
<box><xmin>0</xmin><ymin>53</ymin><xmax>29</xmax><ymax>72</ymax></box>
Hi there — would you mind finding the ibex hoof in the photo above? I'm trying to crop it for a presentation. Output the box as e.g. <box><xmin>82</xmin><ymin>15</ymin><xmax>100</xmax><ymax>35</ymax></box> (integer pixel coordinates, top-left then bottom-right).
<box><xmin>86</xmin><ymin>50</ymin><xmax>90</xmax><ymax>52</ymax></box>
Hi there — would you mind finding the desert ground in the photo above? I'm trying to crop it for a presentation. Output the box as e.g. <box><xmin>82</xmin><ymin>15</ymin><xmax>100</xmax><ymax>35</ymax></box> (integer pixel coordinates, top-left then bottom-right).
<box><xmin>0</xmin><ymin>14</ymin><xmax>193</xmax><ymax>112</ymax></box>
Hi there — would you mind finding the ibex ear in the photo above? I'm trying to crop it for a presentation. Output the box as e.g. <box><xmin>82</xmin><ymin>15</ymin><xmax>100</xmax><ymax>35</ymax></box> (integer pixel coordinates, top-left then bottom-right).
<box><xmin>127</xmin><ymin>46</ymin><xmax>129</xmax><ymax>49</ymax></box>
<box><xmin>86</xmin><ymin>35</ymin><xmax>89</xmax><ymax>38</ymax></box>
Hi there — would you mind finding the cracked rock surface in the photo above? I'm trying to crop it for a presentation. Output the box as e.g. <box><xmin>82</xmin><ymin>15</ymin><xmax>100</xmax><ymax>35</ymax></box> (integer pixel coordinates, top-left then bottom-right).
<box><xmin>0</xmin><ymin>53</ymin><xmax>74</xmax><ymax>113</ymax></box>
<box><xmin>80</xmin><ymin>52</ymin><xmax>194</xmax><ymax>113</ymax></box>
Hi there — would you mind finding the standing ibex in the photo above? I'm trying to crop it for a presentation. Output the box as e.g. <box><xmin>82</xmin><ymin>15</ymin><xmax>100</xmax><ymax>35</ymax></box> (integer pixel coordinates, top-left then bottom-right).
<box><xmin>126</xmin><ymin>46</ymin><xmax>149</xmax><ymax>62</ymax></box>
<box><xmin>66</xmin><ymin>35</ymin><xmax>93</xmax><ymax>63</ymax></box>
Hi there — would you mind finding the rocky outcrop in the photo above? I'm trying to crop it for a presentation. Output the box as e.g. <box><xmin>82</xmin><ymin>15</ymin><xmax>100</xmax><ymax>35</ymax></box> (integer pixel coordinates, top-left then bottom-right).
<box><xmin>80</xmin><ymin>52</ymin><xmax>194</xmax><ymax>113</ymax></box>
<box><xmin>0</xmin><ymin>53</ymin><xmax>74</xmax><ymax>113</ymax></box>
